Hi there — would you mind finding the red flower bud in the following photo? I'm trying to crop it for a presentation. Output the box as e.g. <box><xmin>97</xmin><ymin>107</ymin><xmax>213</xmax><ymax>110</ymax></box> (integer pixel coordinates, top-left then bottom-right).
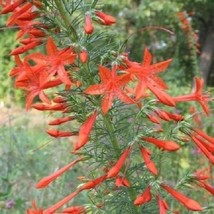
<box><xmin>80</xmin><ymin>49</ymin><xmax>88</xmax><ymax>63</ymax></box>
<box><xmin>84</xmin><ymin>14</ymin><xmax>94</xmax><ymax>34</ymax></box>
<box><xmin>95</xmin><ymin>11</ymin><xmax>116</xmax><ymax>25</ymax></box>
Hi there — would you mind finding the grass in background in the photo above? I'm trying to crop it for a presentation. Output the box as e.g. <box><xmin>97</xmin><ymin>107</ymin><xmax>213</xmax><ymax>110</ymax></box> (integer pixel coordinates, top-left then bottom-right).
<box><xmin>0</xmin><ymin>111</ymin><xmax>86</xmax><ymax>214</ymax></box>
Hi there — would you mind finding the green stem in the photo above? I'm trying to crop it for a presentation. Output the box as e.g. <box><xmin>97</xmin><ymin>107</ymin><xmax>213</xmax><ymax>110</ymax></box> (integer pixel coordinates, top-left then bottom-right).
<box><xmin>103</xmin><ymin>114</ymin><xmax>140</xmax><ymax>214</ymax></box>
<box><xmin>91</xmin><ymin>0</ymin><xmax>99</xmax><ymax>8</ymax></box>
<box><xmin>103</xmin><ymin>114</ymin><xmax>120</xmax><ymax>153</ymax></box>
<box><xmin>54</xmin><ymin>0</ymin><xmax>78</xmax><ymax>41</ymax></box>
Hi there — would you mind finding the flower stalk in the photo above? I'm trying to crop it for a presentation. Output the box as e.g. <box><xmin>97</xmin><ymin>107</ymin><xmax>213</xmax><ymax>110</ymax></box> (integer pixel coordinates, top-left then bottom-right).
<box><xmin>53</xmin><ymin>0</ymin><xmax>78</xmax><ymax>41</ymax></box>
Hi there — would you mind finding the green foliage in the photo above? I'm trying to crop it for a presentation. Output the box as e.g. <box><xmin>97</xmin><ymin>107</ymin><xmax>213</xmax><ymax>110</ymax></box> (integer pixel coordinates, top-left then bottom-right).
<box><xmin>0</xmin><ymin>116</ymin><xmax>85</xmax><ymax>214</ymax></box>
<box><xmin>0</xmin><ymin>16</ymin><xmax>24</xmax><ymax>106</ymax></box>
<box><xmin>104</xmin><ymin>0</ymin><xmax>214</xmax><ymax>83</ymax></box>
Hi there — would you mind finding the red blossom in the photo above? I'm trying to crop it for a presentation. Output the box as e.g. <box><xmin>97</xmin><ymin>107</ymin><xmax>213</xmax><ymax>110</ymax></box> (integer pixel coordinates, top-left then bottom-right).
<box><xmin>14</xmin><ymin>63</ymin><xmax>62</xmax><ymax>109</ymax></box>
<box><xmin>147</xmin><ymin>114</ymin><xmax>161</xmax><ymax>124</ymax></box>
<box><xmin>73</xmin><ymin>111</ymin><xmax>98</xmax><ymax>151</ymax></box>
<box><xmin>46</xmin><ymin>130</ymin><xmax>75</xmax><ymax>138</ymax></box>
<box><xmin>107</xmin><ymin>147</ymin><xmax>131</xmax><ymax>178</ymax></box>
<box><xmin>79</xmin><ymin>175</ymin><xmax>106</xmax><ymax>191</ymax></box>
<box><xmin>84</xmin><ymin>66</ymin><xmax>134</xmax><ymax>114</ymax></box>
<box><xmin>142</xmin><ymin>137</ymin><xmax>180</xmax><ymax>151</ymax></box>
<box><xmin>173</xmin><ymin>77</ymin><xmax>211</xmax><ymax>115</ymax></box>
<box><xmin>140</xmin><ymin>146</ymin><xmax>158</xmax><ymax>175</ymax></box>
<box><xmin>61</xmin><ymin>205</ymin><xmax>86</xmax><ymax>214</ymax></box>
<box><xmin>191</xmin><ymin>135</ymin><xmax>214</xmax><ymax>164</ymax></box>
<box><xmin>36</xmin><ymin>157</ymin><xmax>83</xmax><ymax>189</ymax></box>
<box><xmin>156</xmin><ymin>195</ymin><xmax>169</xmax><ymax>214</ymax></box>
<box><xmin>125</xmin><ymin>48</ymin><xmax>174</xmax><ymax>106</ymax></box>
<box><xmin>43</xmin><ymin>191</ymin><xmax>80</xmax><ymax>214</ymax></box>
<box><xmin>134</xmin><ymin>186</ymin><xmax>152</xmax><ymax>206</ymax></box>
<box><xmin>25</xmin><ymin>37</ymin><xmax>76</xmax><ymax>85</ymax></box>
<box><xmin>27</xmin><ymin>201</ymin><xmax>43</xmax><ymax>214</ymax></box>
<box><xmin>161</xmin><ymin>184</ymin><xmax>203</xmax><ymax>211</ymax></box>
<box><xmin>79</xmin><ymin>49</ymin><xmax>88</xmax><ymax>63</ymax></box>
<box><xmin>198</xmin><ymin>181</ymin><xmax>214</xmax><ymax>195</ymax></box>
<box><xmin>0</xmin><ymin>0</ymin><xmax>26</xmax><ymax>14</ymax></box>
<box><xmin>48</xmin><ymin>116</ymin><xmax>74</xmax><ymax>126</ymax></box>
<box><xmin>6</xmin><ymin>2</ymin><xmax>33</xmax><ymax>26</ymax></box>
<box><xmin>84</xmin><ymin>14</ymin><xmax>94</xmax><ymax>34</ymax></box>
<box><xmin>10</xmin><ymin>41</ymin><xmax>42</xmax><ymax>55</ymax></box>
<box><xmin>95</xmin><ymin>11</ymin><xmax>116</xmax><ymax>25</ymax></box>
<box><xmin>194</xmin><ymin>167</ymin><xmax>211</xmax><ymax>181</ymax></box>
<box><xmin>115</xmin><ymin>176</ymin><xmax>130</xmax><ymax>187</ymax></box>
<box><xmin>32</xmin><ymin>103</ymin><xmax>67</xmax><ymax>111</ymax></box>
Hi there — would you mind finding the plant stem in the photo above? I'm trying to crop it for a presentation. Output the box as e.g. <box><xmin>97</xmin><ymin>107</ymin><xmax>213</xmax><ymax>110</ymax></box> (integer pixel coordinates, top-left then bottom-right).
<box><xmin>54</xmin><ymin>0</ymin><xmax>78</xmax><ymax>41</ymax></box>
<box><xmin>91</xmin><ymin>0</ymin><xmax>99</xmax><ymax>8</ymax></box>
<box><xmin>103</xmin><ymin>114</ymin><xmax>140</xmax><ymax>214</ymax></box>
<box><xmin>103</xmin><ymin>114</ymin><xmax>120</xmax><ymax>153</ymax></box>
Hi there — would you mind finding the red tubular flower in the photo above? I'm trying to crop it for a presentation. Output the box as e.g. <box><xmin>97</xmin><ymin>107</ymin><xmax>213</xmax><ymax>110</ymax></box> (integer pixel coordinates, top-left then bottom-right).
<box><xmin>17</xmin><ymin>11</ymin><xmax>38</xmax><ymax>21</ymax></box>
<box><xmin>46</xmin><ymin>129</ymin><xmax>75</xmax><ymax>138</ymax></box>
<box><xmin>125</xmin><ymin>48</ymin><xmax>173</xmax><ymax>103</ymax></box>
<box><xmin>198</xmin><ymin>181</ymin><xmax>214</xmax><ymax>195</ymax></box>
<box><xmin>6</xmin><ymin>2</ymin><xmax>33</xmax><ymax>26</ymax></box>
<box><xmin>84</xmin><ymin>14</ymin><xmax>94</xmax><ymax>34</ymax></box>
<box><xmin>84</xmin><ymin>66</ymin><xmax>133</xmax><ymax>114</ymax></box>
<box><xmin>147</xmin><ymin>83</ymin><xmax>176</xmax><ymax>107</ymax></box>
<box><xmin>191</xmin><ymin>135</ymin><xmax>214</xmax><ymax>164</ymax></box>
<box><xmin>95</xmin><ymin>11</ymin><xmax>116</xmax><ymax>25</ymax></box>
<box><xmin>134</xmin><ymin>186</ymin><xmax>152</xmax><ymax>206</ymax></box>
<box><xmin>48</xmin><ymin>116</ymin><xmax>74</xmax><ymax>126</ymax></box>
<box><xmin>79</xmin><ymin>49</ymin><xmax>88</xmax><ymax>63</ymax></box>
<box><xmin>161</xmin><ymin>184</ymin><xmax>203</xmax><ymax>211</ymax></box>
<box><xmin>10</xmin><ymin>41</ymin><xmax>42</xmax><ymax>55</ymax></box>
<box><xmin>155</xmin><ymin>109</ymin><xmax>171</xmax><ymax>121</ymax></box>
<box><xmin>43</xmin><ymin>191</ymin><xmax>80</xmax><ymax>214</ymax></box>
<box><xmin>53</xmin><ymin>96</ymin><xmax>66</xmax><ymax>103</ymax></box>
<box><xmin>142</xmin><ymin>137</ymin><xmax>180</xmax><ymax>151</ymax></box>
<box><xmin>27</xmin><ymin>201</ymin><xmax>43</xmax><ymax>214</ymax></box>
<box><xmin>107</xmin><ymin>147</ymin><xmax>131</xmax><ymax>178</ymax></box>
<box><xmin>15</xmin><ymin>20</ymin><xmax>44</xmax><ymax>39</ymax></box>
<box><xmin>10</xmin><ymin>55</ymin><xmax>26</xmax><ymax>78</ymax></box>
<box><xmin>28</xmin><ymin>29</ymin><xmax>46</xmax><ymax>37</ymax></box>
<box><xmin>32</xmin><ymin>103</ymin><xmax>67</xmax><ymax>111</ymax></box>
<box><xmin>115</xmin><ymin>176</ymin><xmax>130</xmax><ymax>187</ymax></box>
<box><xmin>0</xmin><ymin>0</ymin><xmax>26</xmax><ymax>14</ymax></box>
<box><xmin>14</xmin><ymin>63</ymin><xmax>63</xmax><ymax>109</ymax></box>
<box><xmin>156</xmin><ymin>195</ymin><xmax>169</xmax><ymax>214</ymax></box>
<box><xmin>62</xmin><ymin>205</ymin><xmax>86</xmax><ymax>214</ymax></box>
<box><xmin>194</xmin><ymin>129</ymin><xmax>214</xmax><ymax>145</ymax></box>
<box><xmin>173</xmin><ymin>77</ymin><xmax>211</xmax><ymax>115</ymax></box>
<box><xmin>36</xmin><ymin>157</ymin><xmax>83</xmax><ymax>189</ymax></box>
<box><xmin>20</xmin><ymin>38</ymin><xmax>42</xmax><ymax>45</ymax></box>
<box><xmin>140</xmin><ymin>146</ymin><xmax>158</xmax><ymax>176</ymax></box>
<box><xmin>25</xmin><ymin>37</ymin><xmax>76</xmax><ymax>85</ymax></box>
<box><xmin>189</xmin><ymin>105</ymin><xmax>202</xmax><ymax>126</ymax></box>
<box><xmin>194</xmin><ymin>167</ymin><xmax>211</xmax><ymax>181</ymax></box>
<box><xmin>73</xmin><ymin>111</ymin><xmax>98</xmax><ymax>151</ymax></box>
<box><xmin>79</xmin><ymin>175</ymin><xmax>106</xmax><ymax>191</ymax></box>
<box><xmin>164</xmin><ymin>111</ymin><xmax>184</xmax><ymax>121</ymax></box>
<box><xmin>147</xmin><ymin>114</ymin><xmax>161</xmax><ymax>124</ymax></box>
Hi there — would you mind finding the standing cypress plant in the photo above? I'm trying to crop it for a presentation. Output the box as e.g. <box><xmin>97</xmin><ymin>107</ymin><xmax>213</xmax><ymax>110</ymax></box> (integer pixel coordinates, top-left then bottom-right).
<box><xmin>1</xmin><ymin>0</ymin><xmax>214</xmax><ymax>213</ymax></box>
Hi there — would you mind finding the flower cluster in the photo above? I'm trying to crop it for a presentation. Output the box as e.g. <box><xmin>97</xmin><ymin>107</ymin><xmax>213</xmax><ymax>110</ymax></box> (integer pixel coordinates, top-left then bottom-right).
<box><xmin>1</xmin><ymin>1</ymin><xmax>213</xmax><ymax>214</ymax></box>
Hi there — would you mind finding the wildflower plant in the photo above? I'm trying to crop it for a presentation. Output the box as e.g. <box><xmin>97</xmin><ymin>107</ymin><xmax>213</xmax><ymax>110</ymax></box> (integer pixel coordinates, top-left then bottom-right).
<box><xmin>1</xmin><ymin>0</ymin><xmax>214</xmax><ymax>213</ymax></box>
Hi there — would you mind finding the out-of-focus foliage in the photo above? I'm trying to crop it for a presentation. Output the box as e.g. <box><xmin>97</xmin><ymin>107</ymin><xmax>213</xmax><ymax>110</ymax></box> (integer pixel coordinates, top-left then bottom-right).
<box><xmin>104</xmin><ymin>0</ymin><xmax>214</xmax><ymax>85</ymax></box>
<box><xmin>0</xmin><ymin>16</ymin><xmax>23</xmax><ymax>106</ymax></box>
<box><xmin>0</xmin><ymin>115</ymin><xmax>85</xmax><ymax>214</ymax></box>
